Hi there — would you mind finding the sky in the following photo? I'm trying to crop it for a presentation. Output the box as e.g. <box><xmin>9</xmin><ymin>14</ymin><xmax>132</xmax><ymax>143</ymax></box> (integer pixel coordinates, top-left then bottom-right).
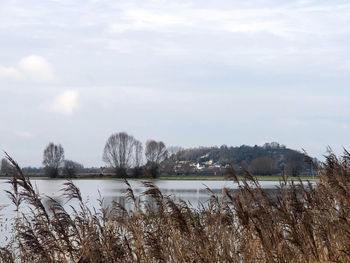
<box><xmin>1</xmin><ymin>0</ymin><xmax>350</xmax><ymax>167</ymax></box>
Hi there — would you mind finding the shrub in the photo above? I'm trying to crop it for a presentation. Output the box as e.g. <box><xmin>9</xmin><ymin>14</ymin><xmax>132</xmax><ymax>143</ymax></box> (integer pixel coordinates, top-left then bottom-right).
<box><xmin>61</xmin><ymin>160</ymin><xmax>84</xmax><ymax>178</ymax></box>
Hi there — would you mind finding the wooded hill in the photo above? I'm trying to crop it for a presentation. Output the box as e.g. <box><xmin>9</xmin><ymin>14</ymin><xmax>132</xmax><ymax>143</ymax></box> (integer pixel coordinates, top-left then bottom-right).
<box><xmin>163</xmin><ymin>142</ymin><xmax>318</xmax><ymax>176</ymax></box>
<box><xmin>0</xmin><ymin>142</ymin><xmax>318</xmax><ymax>178</ymax></box>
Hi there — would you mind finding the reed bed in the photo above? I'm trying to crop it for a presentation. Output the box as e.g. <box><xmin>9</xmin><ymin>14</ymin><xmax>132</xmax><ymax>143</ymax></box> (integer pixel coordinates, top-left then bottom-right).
<box><xmin>1</xmin><ymin>150</ymin><xmax>350</xmax><ymax>262</ymax></box>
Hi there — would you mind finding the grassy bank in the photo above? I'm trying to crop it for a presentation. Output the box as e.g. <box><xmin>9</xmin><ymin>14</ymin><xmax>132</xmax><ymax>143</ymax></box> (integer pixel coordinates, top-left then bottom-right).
<box><xmin>0</xmin><ymin>173</ymin><xmax>318</xmax><ymax>181</ymax></box>
<box><xmin>158</xmin><ymin>174</ymin><xmax>318</xmax><ymax>181</ymax></box>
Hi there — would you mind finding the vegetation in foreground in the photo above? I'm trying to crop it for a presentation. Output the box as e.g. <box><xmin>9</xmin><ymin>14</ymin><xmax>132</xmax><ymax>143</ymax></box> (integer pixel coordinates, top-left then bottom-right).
<box><xmin>0</xmin><ymin>150</ymin><xmax>348</xmax><ymax>262</ymax></box>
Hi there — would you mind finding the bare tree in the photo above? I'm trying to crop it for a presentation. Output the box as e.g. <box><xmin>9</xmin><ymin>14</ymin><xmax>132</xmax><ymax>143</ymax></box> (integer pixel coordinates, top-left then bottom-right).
<box><xmin>103</xmin><ymin>132</ymin><xmax>137</xmax><ymax>177</ymax></box>
<box><xmin>162</xmin><ymin>146</ymin><xmax>182</xmax><ymax>175</ymax></box>
<box><xmin>134</xmin><ymin>140</ymin><xmax>143</xmax><ymax>167</ymax></box>
<box><xmin>145</xmin><ymin>140</ymin><xmax>168</xmax><ymax>164</ymax></box>
<box><xmin>43</xmin><ymin>142</ymin><xmax>64</xmax><ymax>178</ymax></box>
<box><xmin>0</xmin><ymin>158</ymin><xmax>11</xmax><ymax>175</ymax></box>
<box><xmin>285</xmin><ymin>151</ymin><xmax>304</xmax><ymax>177</ymax></box>
<box><xmin>145</xmin><ymin>140</ymin><xmax>168</xmax><ymax>178</ymax></box>
<box><xmin>132</xmin><ymin>140</ymin><xmax>144</xmax><ymax>178</ymax></box>
<box><xmin>249</xmin><ymin>156</ymin><xmax>277</xmax><ymax>175</ymax></box>
<box><xmin>62</xmin><ymin>160</ymin><xmax>84</xmax><ymax>178</ymax></box>
<box><xmin>167</xmin><ymin>146</ymin><xmax>183</xmax><ymax>157</ymax></box>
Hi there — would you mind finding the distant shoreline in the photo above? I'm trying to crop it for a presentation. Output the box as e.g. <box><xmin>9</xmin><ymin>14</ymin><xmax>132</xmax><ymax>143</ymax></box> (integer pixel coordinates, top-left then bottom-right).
<box><xmin>0</xmin><ymin>174</ymin><xmax>319</xmax><ymax>181</ymax></box>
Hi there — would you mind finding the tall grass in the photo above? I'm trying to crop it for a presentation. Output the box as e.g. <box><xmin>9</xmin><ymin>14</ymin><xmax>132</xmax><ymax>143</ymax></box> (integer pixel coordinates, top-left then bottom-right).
<box><xmin>1</xmin><ymin>150</ymin><xmax>350</xmax><ymax>262</ymax></box>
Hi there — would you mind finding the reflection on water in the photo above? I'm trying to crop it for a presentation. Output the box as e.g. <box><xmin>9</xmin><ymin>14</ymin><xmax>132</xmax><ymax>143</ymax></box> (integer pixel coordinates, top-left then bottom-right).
<box><xmin>0</xmin><ymin>179</ymin><xmax>314</xmax><ymax>206</ymax></box>
<box><xmin>0</xmin><ymin>178</ymin><xmax>314</xmax><ymax>242</ymax></box>
<box><xmin>0</xmin><ymin>179</ymin><xmax>313</xmax><ymax>211</ymax></box>
<box><xmin>0</xmin><ymin>179</ymin><xmax>314</xmax><ymax>243</ymax></box>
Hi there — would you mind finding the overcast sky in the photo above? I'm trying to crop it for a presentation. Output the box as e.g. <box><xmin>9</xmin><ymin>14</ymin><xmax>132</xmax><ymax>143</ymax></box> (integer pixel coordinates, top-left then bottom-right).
<box><xmin>1</xmin><ymin>0</ymin><xmax>350</xmax><ymax>166</ymax></box>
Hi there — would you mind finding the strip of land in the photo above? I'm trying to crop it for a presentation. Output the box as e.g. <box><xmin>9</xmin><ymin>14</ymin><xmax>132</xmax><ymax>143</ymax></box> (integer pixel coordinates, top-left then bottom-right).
<box><xmin>0</xmin><ymin>173</ymin><xmax>318</xmax><ymax>181</ymax></box>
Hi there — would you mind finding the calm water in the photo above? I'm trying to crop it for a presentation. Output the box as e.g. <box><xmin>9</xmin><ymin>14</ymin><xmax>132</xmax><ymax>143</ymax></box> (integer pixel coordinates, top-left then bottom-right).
<box><xmin>0</xmin><ymin>179</ymin><xmax>308</xmax><ymax>243</ymax></box>
<box><xmin>0</xmin><ymin>179</ymin><xmax>285</xmax><ymax>219</ymax></box>
<box><xmin>0</xmin><ymin>179</ymin><xmax>285</xmax><ymax>210</ymax></box>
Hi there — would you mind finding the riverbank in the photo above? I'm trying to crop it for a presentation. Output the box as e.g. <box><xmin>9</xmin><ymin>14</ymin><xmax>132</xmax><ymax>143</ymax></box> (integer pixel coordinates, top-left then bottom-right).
<box><xmin>0</xmin><ymin>174</ymin><xmax>318</xmax><ymax>181</ymax></box>
<box><xmin>158</xmin><ymin>175</ymin><xmax>318</xmax><ymax>181</ymax></box>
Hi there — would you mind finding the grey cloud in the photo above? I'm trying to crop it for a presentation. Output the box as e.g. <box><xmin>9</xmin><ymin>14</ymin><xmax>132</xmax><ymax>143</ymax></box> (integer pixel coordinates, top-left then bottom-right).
<box><xmin>0</xmin><ymin>0</ymin><xmax>350</xmax><ymax>166</ymax></box>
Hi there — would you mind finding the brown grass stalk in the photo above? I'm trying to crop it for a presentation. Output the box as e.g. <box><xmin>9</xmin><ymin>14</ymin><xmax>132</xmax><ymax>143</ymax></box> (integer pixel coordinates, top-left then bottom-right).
<box><xmin>0</xmin><ymin>150</ymin><xmax>350</xmax><ymax>262</ymax></box>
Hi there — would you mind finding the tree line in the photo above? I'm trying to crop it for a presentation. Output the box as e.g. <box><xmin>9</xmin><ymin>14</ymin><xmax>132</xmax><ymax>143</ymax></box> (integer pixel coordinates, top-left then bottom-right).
<box><xmin>167</xmin><ymin>143</ymin><xmax>318</xmax><ymax>176</ymax></box>
<box><xmin>0</xmin><ymin>132</ymin><xmax>168</xmax><ymax>178</ymax></box>
<box><xmin>102</xmin><ymin>132</ymin><xmax>167</xmax><ymax>178</ymax></box>
<box><xmin>0</xmin><ymin>135</ymin><xmax>317</xmax><ymax>178</ymax></box>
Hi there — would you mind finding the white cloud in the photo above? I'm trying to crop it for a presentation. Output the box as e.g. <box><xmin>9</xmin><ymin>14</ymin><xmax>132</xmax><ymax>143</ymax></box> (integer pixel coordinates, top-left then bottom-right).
<box><xmin>51</xmin><ymin>90</ymin><xmax>80</xmax><ymax>115</ymax></box>
<box><xmin>1</xmin><ymin>0</ymin><xmax>350</xmax><ymax>165</ymax></box>
<box><xmin>19</xmin><ymin>55</ymin><xmax>57</xmax><ymax>82</ymax></box>
<box><xmin>0</xmin><ymin>66</ymin><xmax>22</xmax><ymax>80</ymax></box>
<box><xmin>108</xmin><ymin>9</ymin><xmax>191</xmax><ymax>33</ymax></box>
<box><xmin>14</xmin><ymin>131</ymin><xmax>35</xmax><ymax>139</ymax></box>
<box><xmin>0</xmin><ymin>55</ymin><xmax>57</xmax><ymax>83</ymax></box>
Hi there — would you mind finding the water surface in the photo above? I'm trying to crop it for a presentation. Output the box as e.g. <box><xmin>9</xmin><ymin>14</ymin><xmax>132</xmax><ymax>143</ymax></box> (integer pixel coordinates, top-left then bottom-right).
<box><xmin>0</xmin><ymin>179</ymin><xmax>315</xmax><ymax>244</ymax></box>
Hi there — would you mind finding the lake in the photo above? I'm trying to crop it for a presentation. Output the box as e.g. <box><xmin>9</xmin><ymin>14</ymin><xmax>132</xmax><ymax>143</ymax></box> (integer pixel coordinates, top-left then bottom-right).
<box><xmin>0</xmin><ymin>178</ymin><xmax>310</xmax><ymax>244</ymax></box>
<box><xmin>0</xmin><ymin>179</ymin><xmax>287</xmax><ymax>210</ymax></box>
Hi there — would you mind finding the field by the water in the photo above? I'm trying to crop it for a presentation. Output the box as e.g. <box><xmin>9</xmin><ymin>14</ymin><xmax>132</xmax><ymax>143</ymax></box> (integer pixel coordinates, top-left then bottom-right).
<box><xmin>0</xmin><ymin>173</ymin><xmax>318</xmax><ymax>181</ymax></box>
<box><xmin>158</xmin><ymin>174</ymin><xmax>318</xmax><ymax>181</ymax></box>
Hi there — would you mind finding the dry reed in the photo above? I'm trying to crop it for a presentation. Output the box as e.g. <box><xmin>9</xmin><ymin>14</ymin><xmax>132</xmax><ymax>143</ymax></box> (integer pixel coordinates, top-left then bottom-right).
<box><xmin>1</xmin><ymin>150</ymin><xmax>350</xmax><ymax>262</ymax></box>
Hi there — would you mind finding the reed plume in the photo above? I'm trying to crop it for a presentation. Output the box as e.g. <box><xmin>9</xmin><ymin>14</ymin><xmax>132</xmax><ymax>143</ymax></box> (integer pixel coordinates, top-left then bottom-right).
<box><xmin>1</xmin><ymin>150</ymin><xmax>350</xmax><ymax>262</ymax></box>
